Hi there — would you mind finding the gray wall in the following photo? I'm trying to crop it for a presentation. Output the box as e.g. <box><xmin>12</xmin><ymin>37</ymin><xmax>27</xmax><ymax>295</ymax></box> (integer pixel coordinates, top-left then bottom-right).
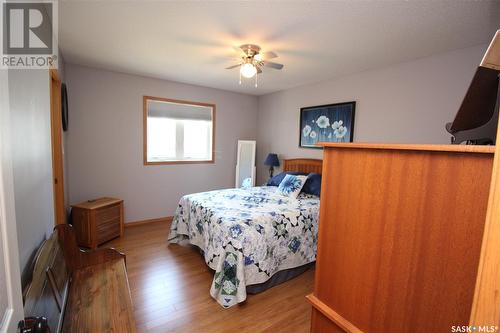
<box><xmin>0</xmin><ymin>68</ymin><xmax>8</xmax><ymax>327</ymax></box>
<box><xmin>65</xmin><ymin>64</ymin><xmax>258</xmax><ymax>222</ymax></box>
<box><xmin>65</xmin><ymin>44</ymin><xmax>487</xmax><ymax>221</ymax></box>
<box><xmin>256</xmin><ymin>44</ymin><xmax>487</xmax><ymax>184</ymax></box>
<box><xmin>8</xmin><ymin>69</ymin><xmax>54</xmax><ymax>273</ymax></box>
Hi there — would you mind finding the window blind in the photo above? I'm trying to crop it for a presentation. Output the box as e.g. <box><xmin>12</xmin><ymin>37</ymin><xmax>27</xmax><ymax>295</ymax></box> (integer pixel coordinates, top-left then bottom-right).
<box><xmin>147</xmin><ymin>100</ymin><xmax>212</xmax><ymax>121</ymax></box>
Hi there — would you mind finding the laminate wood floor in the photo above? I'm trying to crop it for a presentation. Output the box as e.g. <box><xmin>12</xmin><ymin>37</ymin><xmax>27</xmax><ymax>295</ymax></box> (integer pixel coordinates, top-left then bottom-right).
<box><xmin>108</xmin><ymin>221</ymin><xmax>314</xmax><ymax>333</ymax></box>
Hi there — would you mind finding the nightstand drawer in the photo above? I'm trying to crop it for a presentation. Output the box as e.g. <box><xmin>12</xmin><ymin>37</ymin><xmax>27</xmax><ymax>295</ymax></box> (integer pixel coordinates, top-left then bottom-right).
<box><xmin>96</xmin><ymin>204</ymin><xmax>121</xmax><ymax>226</ymax></box>
<box><xmin>97</xmin><ymin>218</ymin><xmax>121</xmax><ymax>244</ymax></box>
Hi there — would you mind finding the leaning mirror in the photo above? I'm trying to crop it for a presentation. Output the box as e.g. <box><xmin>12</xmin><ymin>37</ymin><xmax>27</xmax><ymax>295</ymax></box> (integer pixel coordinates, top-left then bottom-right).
<box><xmin>235</xmin><ymin>140</ymin><xmax>256</xmax><ymax>188</ymax></box>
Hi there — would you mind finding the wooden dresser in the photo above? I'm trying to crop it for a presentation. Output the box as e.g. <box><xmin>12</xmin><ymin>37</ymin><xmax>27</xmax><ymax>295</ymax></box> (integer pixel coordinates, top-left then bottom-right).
<box><xmin>308</xmin><ymin>143</ymin><xmax>495</xmax><ymax>333</ymax></box>
<box><xmin>71</xmin><ymin>197</ymin><xmax>124</xmax><ymax>249</ymax></box>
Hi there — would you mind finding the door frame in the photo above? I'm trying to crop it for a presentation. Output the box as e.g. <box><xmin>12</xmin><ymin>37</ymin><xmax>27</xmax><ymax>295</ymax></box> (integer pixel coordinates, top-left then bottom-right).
<box><xmin>0</xmin><ymin>66</ymin><xmax>24</xmax><ymax>333</ymax></box>
<box><xmin>49</xmin><ymin>69</ymin><xmax>65</xmax><ymax>225</ymax></box>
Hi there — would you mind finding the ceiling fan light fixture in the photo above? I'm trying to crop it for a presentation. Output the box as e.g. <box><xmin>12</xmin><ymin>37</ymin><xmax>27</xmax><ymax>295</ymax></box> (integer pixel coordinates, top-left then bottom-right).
<box><xmin>240</xmin><ymin>63</ymin><xmax>257</xmax><ymax>78</ymax></box>
<box><xmin>226</xmin><ymin>44</ymin><xmax>282</xmax><ymax>87</ymax></box>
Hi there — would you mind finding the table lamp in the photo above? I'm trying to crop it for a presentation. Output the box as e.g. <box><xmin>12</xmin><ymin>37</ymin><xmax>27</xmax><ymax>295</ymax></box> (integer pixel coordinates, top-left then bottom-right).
<box><xmin>264</xmin><ymin>153</ymin><xmax>280</xmax><ymax>178</ymax></box>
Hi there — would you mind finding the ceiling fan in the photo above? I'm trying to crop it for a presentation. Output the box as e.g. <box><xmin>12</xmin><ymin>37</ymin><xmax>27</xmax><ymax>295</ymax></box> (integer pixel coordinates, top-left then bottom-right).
<box><xmin>226</xmin><ymin>44</ymin><xmax>284</xmax><ymax>87</ymax></box>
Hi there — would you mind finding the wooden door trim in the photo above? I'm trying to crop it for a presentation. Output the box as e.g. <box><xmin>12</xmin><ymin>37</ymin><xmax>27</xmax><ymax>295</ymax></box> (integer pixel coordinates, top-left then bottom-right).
<box><xmin>49</xmin><ymin>69</ymin><xmax>65</xmax><ymax>225</ymax></box>
<box><xmin>306</xmin><ymin>294</ymin><xmax>364</xmax><ymax>333</ymax></box>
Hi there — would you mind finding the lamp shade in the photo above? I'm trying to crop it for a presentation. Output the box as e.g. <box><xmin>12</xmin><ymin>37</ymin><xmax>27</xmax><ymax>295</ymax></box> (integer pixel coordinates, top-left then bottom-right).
<box><xmin>264</xmin><ymin>153</ymin><xmax>280</xmax><ymax>167</ymax></box>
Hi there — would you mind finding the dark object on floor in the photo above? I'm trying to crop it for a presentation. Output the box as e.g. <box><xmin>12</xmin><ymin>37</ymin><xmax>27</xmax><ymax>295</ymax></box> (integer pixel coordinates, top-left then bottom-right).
<box><xmin>18</xmin><ymin>316</ymin><xmax>50</xmax><ymax>333</ymax></box>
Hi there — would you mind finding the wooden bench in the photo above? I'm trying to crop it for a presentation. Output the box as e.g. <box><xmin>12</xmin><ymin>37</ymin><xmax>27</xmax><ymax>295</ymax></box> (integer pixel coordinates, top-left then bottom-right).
<box><xmin>20</xmin><ymin>224</ymin><xmax>136</xmax><ymax>333</ymax></box>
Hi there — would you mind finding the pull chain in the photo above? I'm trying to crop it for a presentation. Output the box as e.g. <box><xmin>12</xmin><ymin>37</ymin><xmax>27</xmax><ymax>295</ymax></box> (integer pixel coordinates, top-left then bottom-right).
<box><xmin>239</xmin><ymin>69</ymin><xmax>242</xmax><ymax>85</ymax></box>
<box><xmin>255</xmin><ymin>73</ymin><xmax>258</xmax><ymax>88</ymax></box>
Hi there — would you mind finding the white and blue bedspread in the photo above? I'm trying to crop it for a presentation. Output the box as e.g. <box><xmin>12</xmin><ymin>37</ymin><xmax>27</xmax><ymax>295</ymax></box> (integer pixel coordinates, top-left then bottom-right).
<box><xmin>168</xmin><ymin>186</ymin><xmax>320</xmax><ymax>308</ymax></box>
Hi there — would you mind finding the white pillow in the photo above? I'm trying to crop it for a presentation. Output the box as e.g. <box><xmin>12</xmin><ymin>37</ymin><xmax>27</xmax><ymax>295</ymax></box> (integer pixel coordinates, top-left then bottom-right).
<box><xmin>241</xmin><ymin>177</ymin><xmax>252</xmax><ymax>188</ymax></box>
<box><xmin>277</xmin><ymin>174</ymin><xmax>308</xmax><ymax>199</ymax></box>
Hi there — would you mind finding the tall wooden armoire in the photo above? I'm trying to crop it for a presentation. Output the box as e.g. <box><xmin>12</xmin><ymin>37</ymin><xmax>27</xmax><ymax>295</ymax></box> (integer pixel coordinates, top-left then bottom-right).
<box><xmin>308</xmin><ymin>143</ymin><xmax>495</xmax><ymax>332</ymax></box>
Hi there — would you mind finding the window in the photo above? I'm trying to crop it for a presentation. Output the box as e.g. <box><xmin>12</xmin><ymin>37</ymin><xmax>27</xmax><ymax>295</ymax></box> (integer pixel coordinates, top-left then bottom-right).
<box><xmin>144</xmin><ymin>96</ymin><xmax>215</xmax><ymax>164</ymax></box>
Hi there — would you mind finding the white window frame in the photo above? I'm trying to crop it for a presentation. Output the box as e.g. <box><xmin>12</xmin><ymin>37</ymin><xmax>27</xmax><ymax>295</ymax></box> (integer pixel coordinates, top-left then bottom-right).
<box><xmin>143</xmin><ymin>96</ymin><xmax>216</xmax><ymax>165</ymax></box>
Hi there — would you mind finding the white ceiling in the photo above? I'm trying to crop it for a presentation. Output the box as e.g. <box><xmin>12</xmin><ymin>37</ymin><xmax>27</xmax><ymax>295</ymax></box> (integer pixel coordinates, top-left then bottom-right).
<box><xmin>59</xmin><ymin>1</ymin><xmax>500</xmax><ymax>96</ymax></box>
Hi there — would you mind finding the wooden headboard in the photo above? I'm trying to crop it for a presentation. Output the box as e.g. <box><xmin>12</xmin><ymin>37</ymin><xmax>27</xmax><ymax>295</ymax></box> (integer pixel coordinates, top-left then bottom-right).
<box><xmin>283</xmin><ymin>158</ymin><xmax>323</xmax><ymax>174</ymax></box>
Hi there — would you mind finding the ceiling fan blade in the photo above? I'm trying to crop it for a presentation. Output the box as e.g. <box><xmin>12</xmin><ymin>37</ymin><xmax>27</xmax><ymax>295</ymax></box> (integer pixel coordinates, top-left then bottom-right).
<box><xmin>259</xmin><ymin>51</ymin><xmax>278</xmax><ymax>60</ymax></box>
<box><xmin>263</xmin><ymin>61</ymin><xmax>284</xmax><ymax>70</ymax></box>
<box><xmin>225</xmin><ymin>64</ymin><xmax>241</xmax><ymax>69</ymax></box>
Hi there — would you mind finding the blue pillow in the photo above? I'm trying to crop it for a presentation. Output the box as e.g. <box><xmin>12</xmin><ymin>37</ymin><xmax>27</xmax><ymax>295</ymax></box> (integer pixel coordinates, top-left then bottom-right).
<box><xmin>301</xmin><ymin>173</ymin><xmax>322</xmax><ymax>197</ymax></box>
<box><xmin>267</xmin><ymin>171</ymin><xmax>307</xmax><ymax>186</ymax></box>
<box><xmin>277</xmin><ymin>174</ymin><xmax>308</xmax><ymax>199</ymax></box>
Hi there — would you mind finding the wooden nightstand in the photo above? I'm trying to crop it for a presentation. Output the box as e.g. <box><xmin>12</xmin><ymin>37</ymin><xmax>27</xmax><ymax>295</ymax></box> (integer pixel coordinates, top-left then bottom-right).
<box><xmin>71</xmin><ymin>197</ymin><xmax>124</xmax><ymax>249</ymax></box>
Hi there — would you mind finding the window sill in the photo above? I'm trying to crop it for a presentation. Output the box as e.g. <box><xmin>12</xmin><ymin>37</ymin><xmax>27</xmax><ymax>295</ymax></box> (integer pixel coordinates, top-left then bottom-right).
<box><xmin>144</xmin><ymin>159</ymin><xmax>215</xmax><ymax>166</ymax></box>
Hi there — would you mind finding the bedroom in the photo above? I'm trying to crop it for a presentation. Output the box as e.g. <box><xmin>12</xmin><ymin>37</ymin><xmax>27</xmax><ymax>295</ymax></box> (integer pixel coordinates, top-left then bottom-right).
<box><xmin>1</xmin><ymin>1</ymin><xmax>500</xmax><ymax>332</ymax></box>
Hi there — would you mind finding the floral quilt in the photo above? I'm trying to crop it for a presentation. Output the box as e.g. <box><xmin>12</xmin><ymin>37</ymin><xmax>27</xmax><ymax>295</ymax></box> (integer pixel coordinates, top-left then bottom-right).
<box><xmin>168</xmin><ymin>186</ymin><xmax>320</xmax><ymax>308</ymax></box>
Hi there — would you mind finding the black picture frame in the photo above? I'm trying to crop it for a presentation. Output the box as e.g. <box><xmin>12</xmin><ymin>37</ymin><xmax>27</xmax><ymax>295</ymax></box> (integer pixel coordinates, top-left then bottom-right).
<box><xmin>299</xmin><ymin>101</ymin><xmax>356</xmax><ymax>149</ymax></box>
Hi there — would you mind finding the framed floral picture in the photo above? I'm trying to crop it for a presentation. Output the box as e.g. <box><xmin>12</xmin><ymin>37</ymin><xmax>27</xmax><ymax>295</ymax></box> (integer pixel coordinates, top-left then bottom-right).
<box><xmin>299</xmin><ymin>101</ymin><xmax>355</xmax><ymax>148</ymax></box>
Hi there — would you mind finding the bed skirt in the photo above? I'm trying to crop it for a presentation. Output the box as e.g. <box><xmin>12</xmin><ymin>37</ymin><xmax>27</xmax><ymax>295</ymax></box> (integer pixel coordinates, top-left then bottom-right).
<box><xmin>246</xmin><ymin>262</ymin><xmax>315</xmax><ymax>294</ymax></box>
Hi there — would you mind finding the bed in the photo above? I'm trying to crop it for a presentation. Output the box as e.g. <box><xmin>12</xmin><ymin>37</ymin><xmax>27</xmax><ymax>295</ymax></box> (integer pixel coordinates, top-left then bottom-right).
<box><xmin>168</xmin><ymin>159</ymin><xmax>322</xmax><ymax>308</ymax></box>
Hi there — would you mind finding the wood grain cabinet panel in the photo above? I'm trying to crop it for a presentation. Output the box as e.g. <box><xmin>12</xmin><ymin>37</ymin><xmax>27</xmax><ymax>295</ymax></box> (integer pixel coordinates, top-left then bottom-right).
<box><xmin>308</xmin><ymin>143</ymin><xmax>495</xmax><ymax>333</ymax></box>
<box><xmin>71</xmin><ymin>198</ymin><xmax>124</xmax><ymax>249</ymax></box>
